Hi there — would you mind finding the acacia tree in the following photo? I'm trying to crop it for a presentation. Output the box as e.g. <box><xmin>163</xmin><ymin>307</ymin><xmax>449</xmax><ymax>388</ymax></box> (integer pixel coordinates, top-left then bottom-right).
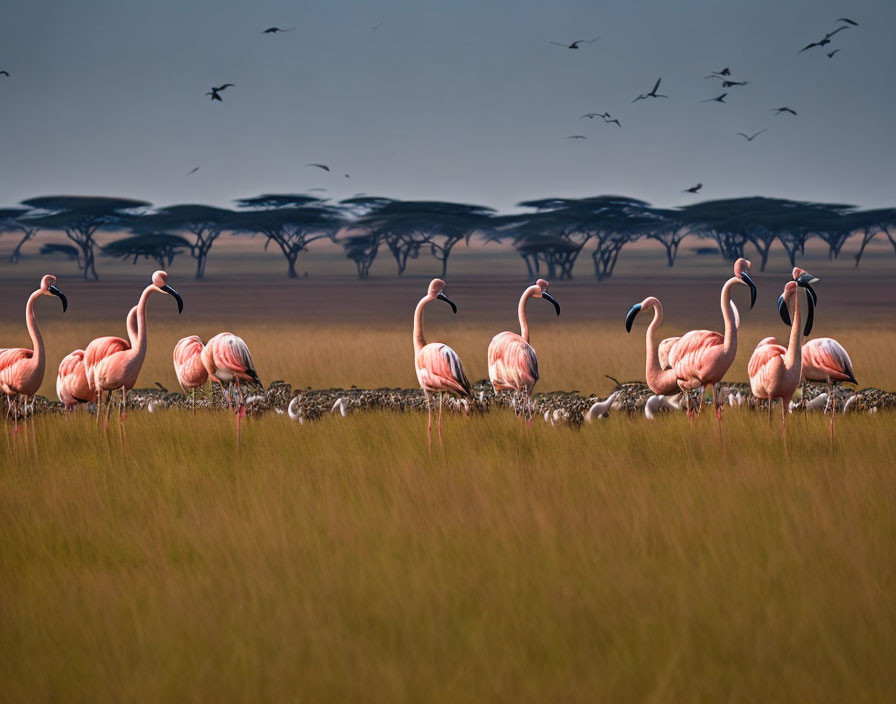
<box><xmin>853</xmin><ymin>208</ymin><xmax>896</xmax><ymax>267</ymax></box>
<box><xmin>133</xmin><ymin>204</ymin><xmax>235</xmax><ymax>279</ymax></box>
<box><xmin>643</xmin><ymin>208</ymin><xmax>689</xmax><ymax>267</ymax></box>
<box><xmin>0</xmin><ymin>208</ymin><xmax>36</xmax><ymax>264</ymax></box>
<box><xmin>234</xmin><ymin>194</ymin><xmax>343</xmax><ymax>278</ymax></box>
<box><xmin>103</xmin><ymin>233</ymin><xmax>191</xmax><ymax>269</ymax></box>
<box><xmin>21</xmin><ymin>196</ymin><xmax>150</xmax><ymax>279</ymax></box>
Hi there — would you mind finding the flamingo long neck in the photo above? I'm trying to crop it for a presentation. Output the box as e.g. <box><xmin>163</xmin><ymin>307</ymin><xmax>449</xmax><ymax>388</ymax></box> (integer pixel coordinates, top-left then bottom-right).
<box><xmin>413</xmin><ymin>295</ymin><xmax>432</xmax><ymax>353</ymax></box>
<box><xmin>126</xmin><ymin>306</ymin><xmax>139</xmax><ymax>347</ymax></box>
<box><xmin>25</xmin><ymin>290</ymin><xmax>45</xmax><ymax>374</ymax></box>
<box><xmin>644</xmin><ymin>302</ymin><xmax>664</xmax><ymax>381</ymax></box>
<box><xmin>129</xmin><ymin>285</ymin><xmax>156</xmax><ymax>361</ymax></box>
<box><xmin>784</xmin><ymin>291</ymin><xmax>802</xmax><ymax>371</ymax></box>
<box><xmin>720</xmin><ymin>277</ymin><xmax>739</xmax><ymax>355</ymax></box>
<box><xmin>518</xmin><ymin>286</ymin><xmax>539</xmax><ymax>343</ymax></box>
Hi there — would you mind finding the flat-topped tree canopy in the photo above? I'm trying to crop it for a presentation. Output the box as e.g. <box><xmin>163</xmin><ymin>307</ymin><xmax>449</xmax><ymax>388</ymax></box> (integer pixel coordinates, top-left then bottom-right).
<box><xmin>103</xmin><ymin>232</ymin><xmax>191</xmax><ymax>268</ymax></box>
<box><xmin>0</xmin><ymin>207</ymin><xmax>30</xmax><ymax>226</ymax></box>
<box><xmin>18</xmin><ymin>195</ymin><xmax>151</xmax><ymax>279</ymax></box>
<box><xmin>235</xmin><ymin>194</ymin><xmax>328</xmax><ymax>210</ymax></box>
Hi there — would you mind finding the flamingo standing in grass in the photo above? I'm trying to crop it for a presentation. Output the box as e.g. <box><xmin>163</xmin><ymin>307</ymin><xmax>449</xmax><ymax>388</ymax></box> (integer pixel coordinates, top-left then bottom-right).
<box><xmin>748</xmin><ymin>274</ymin><xmax>818</xmax><ymax>435</ymax></box>
<box><xmin>84</xmin><ymin>271</ymin><xmax>183</xmax><ymax>424</ymax></box>
<box><xmin>801</xmin><ymin>338</ymin><xmax>856</xmax><ymax>436</ymax></box>
<box><xmin>487</xmin><ymin>278</ymin><xmax>560</xmax><ymax>419</ymax></box>
<box><xmin>57</xmin><ymin>306</ymin><xmax>137</xmax><ymax>412</ymax></box>
<box><xmin>0</xmin><ymin>275</ymin><xmax>68</xmax><ymax>428</ymax></box>
<box><xmin>625</xmin><ymin>296</ymin><xmax>681</xmax><ymax>396</ymax></box>
<box><xmin>173</xmin><ymin>335</ymin><xmax>208</xmax><ymax>410</ymax></box>
<box><xmin>413</xmin><ymin>278</ymin><xmax>471</xmax><ymax>445</ymax></box>
<box><xmin>200</xmin><ymin>333</ymin><xmax>260</xmax><ymax>415</ymax></box>
<box><xmin>670</xmin><ymin>258</ymin><xmax>757</xmax><ymax>420</ymax></box>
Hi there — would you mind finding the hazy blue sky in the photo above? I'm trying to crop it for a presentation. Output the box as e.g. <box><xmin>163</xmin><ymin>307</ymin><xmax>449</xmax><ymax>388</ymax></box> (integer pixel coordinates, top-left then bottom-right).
<box><xmin>0</xmin><ymin>0</ymin><xmax>892</xmax><ymax>212</ymax></box>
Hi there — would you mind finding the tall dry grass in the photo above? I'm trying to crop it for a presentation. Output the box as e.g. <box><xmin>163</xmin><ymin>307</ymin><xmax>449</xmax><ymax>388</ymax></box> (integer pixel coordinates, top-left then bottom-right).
<box><xmin>2</xmin><ymin>409</ymin><xmax>895</xmax><ymax>702</ymax></box>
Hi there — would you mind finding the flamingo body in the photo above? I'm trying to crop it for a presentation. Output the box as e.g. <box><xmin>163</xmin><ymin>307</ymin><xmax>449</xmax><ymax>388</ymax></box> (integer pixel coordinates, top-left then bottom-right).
<box><xmin>173</xmin><ymin>336</ymin><xmax>208</xmax><ymax>391</ymax></box>
<box><xmin>487</xmin><ymin>332</ymin><xmax>538</xmax><ymax>393</ymax></box>
<box><xmin>56</xmin><ymin>350</ymin><xmax>96</xmax><ymax>409</ymax></box>
<box><xmin>416</xmin><ymin>342</ymin><xmax>471</xmax><ymax>396</ymax></box>
<box><xmin>801</xmin><ymin>338</ymin><xmax>856</xmax><ymax>384</ymax></box>
<box><xmin>748</xmin><ymin>338</ymin><xmax>794</xmax><ymax>400</ymax></box>
<box><xmin>200</xmin><ymin>332</ymin><xmax>259</xmax><ymax>386</ymax></box>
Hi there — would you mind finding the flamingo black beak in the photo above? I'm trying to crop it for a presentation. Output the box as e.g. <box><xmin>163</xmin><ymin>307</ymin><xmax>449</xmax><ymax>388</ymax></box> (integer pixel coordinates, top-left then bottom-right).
<box><xmin>741</xmin><ymin>272</ymin><xmax>757</xmax><ymax>310</ymax></box>
<box><xmin>625</xmin><ymin>303</ymin><xmax>642</xmax><ymax>332</ymax></box>
<box><xmin>48</xmin><ymin>285</ymin><xmax>68</xmax><ymax>312</ymax></box>
<box><xmin>162</xmin><ymin>284</ymin><xmax>184</xmax><ymax>314</ymax></box>
<box><xmin>436</xmin><ymin>291</ymin><xmax>457</xmax><ymax>314</ymax></box>
<box><xmin>777</xmin><ymin>294</ymin><xmax>791</xmax><ymax>326</ymax></box>
<box><xmin>542</xmin><ymin>292</ymin><xmax>561</xmax><ymax>316</ymax></box>
<box><xmin>804</xmin><ymin>290</ymin><xmax>814</xmax><ymax>337</ymax></box>
<box><xmin>796</xmin><ymin>272</ymin><xmax>819</xmax><ymax>307</ymax></box>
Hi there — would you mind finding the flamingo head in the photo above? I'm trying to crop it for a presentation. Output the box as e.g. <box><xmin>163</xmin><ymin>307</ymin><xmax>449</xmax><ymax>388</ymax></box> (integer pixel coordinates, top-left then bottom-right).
<box><xmin>533</xmin><ymin>279</ymin><xmax>560</xmax><ymax>316</ymax></box>
<box><xmin>40</xmin><ymin>274</ymin><xmax>67</xmax><ymax>312</ymax></box>
<box><xmin>732</xmin><ymin>259</ymin><xmax>757</xmax><ymax>309</ymax></box>
<box><xmin>792</xmin><ymin>267</ymin><xmax>819</xmax><ymax>307</ymax></box>
<box><xmin>151</xmin><ymin>270</ymin><xmax>183</xmax><ymax>314</ymax></box>
<box><xmin>428</xmin><ymin>278</ymin><xmax>457</xmax><ymax>314</ymax></box>
<box><xmin>625</xmin><ymin>296</ymin><xmax>659</xmax><ymax>332</ymax></box>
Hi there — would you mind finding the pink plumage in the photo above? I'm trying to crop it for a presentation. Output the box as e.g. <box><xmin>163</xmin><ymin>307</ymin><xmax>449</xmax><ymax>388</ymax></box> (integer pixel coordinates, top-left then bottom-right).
<box><xmin>173</xmin><ymin>336</ymin><xmax>208</xmax><ymax>391</ymax></box>
<box><xmin>748</xmin><ymin>338</ymin><xmax>788</xmax><ymax>399</ymax></box>
<box><xmin>200</xmin><ymin>332</ymin><xmax>259</xmax><ymax>386</ymax></box>
<box><xmin>416</xmin><ymin>343</ymin><xmax>471</xmax><ymax>396</ymax></box>
<box><xmin>802</xmin><ymin>338</ymin><xmax>856</xmax><ymax>384</ymax></box>
<box><xmin>56</xmin><ymin>350</ymin><xmax>96</xmax><ymax>410</ymax></box>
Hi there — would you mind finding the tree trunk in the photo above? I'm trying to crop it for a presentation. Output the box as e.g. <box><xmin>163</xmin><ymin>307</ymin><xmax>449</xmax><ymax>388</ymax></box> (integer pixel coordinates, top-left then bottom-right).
<box><xmin>9</xmin><ymin>229</ymin><xmax>35</xmax><ymax>264</ymax></box>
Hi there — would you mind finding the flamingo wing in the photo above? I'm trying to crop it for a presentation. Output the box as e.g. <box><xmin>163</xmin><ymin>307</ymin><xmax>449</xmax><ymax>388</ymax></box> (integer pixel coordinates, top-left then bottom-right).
<box><xmin>84</xmin><ymin>336</ymin><xmax>130</xmax><ymax>374</ymax></box>
<box><xmin>748</xmin><ymin>341</ymin><xmax>786</xmax><ymax>397</ymax></box>
<box><xmin>802</xmin><ymin>338</ymin><xmax>857</xmax><ymax>384</ymax></box>
<box><xmin>416</xmin><ymin>343</ymin><xmax>471</xmax><ymax>396</ymax></box>
<box><xmin>671</xmin><ymin>330</ymin><xmax>723</xmax><ymax>384</ymax></box>
<box><xmin>487</xmin><ymin>332</ymin><xmax>539</xmax><ymax>393</ymax></box>
<box><xmin>207</xmin><ymin>333</ymin><xmax>259</xmax><ymax>384</ymax></box>
<box><xmin>56</xmin><ymin>350</ymin><xmax>95</xmax><ymax>404</ymax></box>
<box><xmin>173</xmin><ymin>336</ymin><xmax>208</xmax><ymax>390</ymax></box>
<box><xmin>658</xmin><ymin>336</ymin><xmax>681</xmax><ymax>370</ymax></box>
<box><xmin>0</xmin><ymin>348</ymin><xmax>33</xmax><ymax>392</ymax></box>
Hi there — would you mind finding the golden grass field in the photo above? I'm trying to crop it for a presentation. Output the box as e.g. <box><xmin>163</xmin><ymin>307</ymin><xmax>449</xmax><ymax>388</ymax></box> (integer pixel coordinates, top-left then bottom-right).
<box><xmin>2</xmin><ymin>240</ymin><xmax>895</xmax><ymax>701</ymax></box>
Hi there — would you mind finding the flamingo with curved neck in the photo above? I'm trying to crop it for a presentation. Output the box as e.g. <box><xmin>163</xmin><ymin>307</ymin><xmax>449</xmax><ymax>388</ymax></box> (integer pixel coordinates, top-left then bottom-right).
<box><xmin>625</xmin><ymin>297</ymin><xmax>680</xmax><ymax>396</ymax></box>
<box><xmin>0</xmin><ymin>274</ymin><xmax>67</xmax><ymax>425</ymax></box>
<box><xmin>487</xmin><ymin>278</ymin><xmax>560</xmax><ymax>419</ymax></box>
<box><xmin>670</xmin><ymin>258</ymin><xmax>757</xmax><ymax>420</ymax></box>
<box><xmin>748</xmin><ymin>277</ymin><xmax>815</xmax><ymax>435</ymax></box>
<box><xmin>414</xmin><ymin>278</ymin><xmax>471</xmax><ymax>446</ymax></box>
<box><xmin>84</xmin><ymin>270</ymin><xmax>183</xmax><ymax>423</ymax></box>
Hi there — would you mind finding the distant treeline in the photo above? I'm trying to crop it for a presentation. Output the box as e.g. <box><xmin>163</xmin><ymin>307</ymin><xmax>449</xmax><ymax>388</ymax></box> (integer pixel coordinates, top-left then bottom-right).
<box><xmin>1</xmin><ymin>194</ymin><xmax>894</xmax><ymax>280</ymax></box>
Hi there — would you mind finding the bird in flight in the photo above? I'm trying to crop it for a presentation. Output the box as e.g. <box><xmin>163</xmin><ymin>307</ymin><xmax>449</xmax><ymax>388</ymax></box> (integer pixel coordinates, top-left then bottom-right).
<box><xmin>706</xmin><ymin>67</ymin><xmax>731</xmax><ymax>78</ymax></box>
<box><xmin>632</xmin><ymin>77</ymin><xmax>668</xmax><ymax>102</ymax></box>
<box><xmin>604</xmin><ymin>117</ymin><xmax>622</xmax><ymax>127</ymax></box>
<box><xmin>566</xmin><ymin>135</ymin><xmax>587</xmax><ymax>140</ymax></box>
<box><xmin>206</xmin><ymin>83</ymin><xmax>234</xmax><ymax>101</ymax></box>
<box><xmin>737</xmin><ymin>129</ymin><xmax>767</xmax><ymax>142</ymax></box>
<box><xmin>306</xmin><ymin>163</ymin><xmax>331</xmax><ymax>171</ymax></box>
<box><xmin>0</xmin><ymin>70</ymin><xmax>8</xmax><ymax>77</ymax></box>
<box><xmin>722</xmin><ymin>79</ymin><xmax>750</xmax><ymax>87</ymax></box>
<box><xmin>550</xmin><ymin>37</ymin><xmax>599</xmax><ymax>49</ymax></box>
<box><xmin>826</xmin><ymin>49</ymin><xmax>840</xmax><ymax>58</ymax></box>
<box><xmin>580</xmin><ymin>112</ymin><xmax>610</xmax><ymax>119</ymax></box>
<box><xmin>186</xmin><ymin>166</ymin><xmax>200</xmax><ymax>176</ymax></box>
<box><xmin>799</xmin><ymin>37</ymin><xmax>831</xmax><ymax>52</ymax></box>
<box><xmin>683</xmin><ymin>183</ymin><xmax>703</xmax><ymax>194</ymax></box>
<box><xmin>837</xmin><ymin>17</ymin><xmax>858</xmax><ymax>26</ymax></box>
<box><xmin>823</xmin><ymin>26</ymin><xmax>849</xmax><ymax>40</ymax></box>
<box><xmin>263</xmin><ymin>27</ymin><xmax>295</xmax><ymax>34</ymax></box>
<box><xmin>702</xmin><ymin>93</ymin><xmax>727</xmax><ymax>103</ymax></box>
<box><xmin>771</xmin><ymin>107</ymin><xmax>797</xmax><ymax>116</ymax></box>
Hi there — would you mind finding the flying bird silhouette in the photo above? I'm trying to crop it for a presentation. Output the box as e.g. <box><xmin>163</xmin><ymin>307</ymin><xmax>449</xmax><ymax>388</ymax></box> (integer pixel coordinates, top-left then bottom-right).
<box><xmin>632</xmin><ymin>77</ymin><xmax>668</xmax><ymax>102</ymax></box>
<box><xmin>705</xmin><ymin>67</ymin><xmax>731</xmax><ymax>77</ymax></box>
<box><xmin>702</xmin><ymin>93</ymin><xmax>727</xmax><ymax>103</ymax></box>
<box><xmin>722</xmin><ymin>80</ymin><xmax>750</xmax><ymax>87</ymax></box>
<box><xmin>580</xmin><ymin>112</ymin><xmax>610</xmax><ymax>119</ymax></box>
<box><xmin>826</xmin><ymin>49</ymin><xmax>840</xmax><ymax>58</ymax></box>
<box><xmin>306</xmin><ymin>163</ymin><xmax>331</xmax><ymax>171</ymax></box>
<box><xmin>771</xmin><ymin>107</ymin><xmax>798</xmax><ymax>115</ymax></box>
<box><xmin>0</xmin><ymin>70</ymin><xmax>9</xmax><ymax>77</ymax></box>
<box><xmin>799</xmin><ymin>37</ymin><xmax>831</xmax><ymax>52</ymax></box>
<box><xmin>823</xmin><ymin>26</ymin><xmax>849</xmax><ymax>40</ymax></box>
<box><xmin>263</xmin><ymin>26</ymin><xmax>295</xmax><ymax>34</ymax></box>
<box><xmin>836</xmin><ymin>17</ymin><xmax>858</xmax><ymax>26</ymax></box>
<box><xmin>186</xmin><ymin>166</ymin><xmax>200</xmax><ymax>176</ymax></box>
<box><xmin>683</xmin><ymin>183</ymin><xmax>703</xmax><ymax>194</ymax></box>
<box><xmin>566</xmin><ymin>135</ymin><xmax>587</xmax><ymax>139</ymax></box>
<box><xmin>736</xmin><ymin>129</ymin><xmax>767</xmax><ymax>141</ymax></box>
<box><xmin>604</xmin><ymin>118</ymin><xmax>621</xmax><ymax>127</ymax></box>
<box><xmin>206</xmin><ymin>83</ymin><xmax>234</xmax><ymax>101</ymax></box>
<box><xmin>550</xmin><ymin>37</ymin><xmax>599</xmax><ymax>49</ymax></box>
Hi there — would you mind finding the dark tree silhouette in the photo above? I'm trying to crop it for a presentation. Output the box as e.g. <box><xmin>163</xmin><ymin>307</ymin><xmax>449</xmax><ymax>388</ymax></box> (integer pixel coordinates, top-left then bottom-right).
<box><xmin>640</xmin><ymin>208</ymin><xmax>688</xmax><ymax>267</ymax></box>
<box><xmin>102</xmin><ymin>233</ymin><xmax>191</xmax><ymax>269</ymax></box>
<box><xmin>234</xmin><ymin>195</ymin><xmax>343</xmax><ymax>278</ymax></box>
<box><xmin>0</xmin><ymin>207</ymin><xmax>36</xmax><ymax>264</ymax></box>
<box><xmin>853</xmin><ymin>208</ymin><xmax>896</xmax><ymax>267</ymax></box>
<box><xmin>133</xmin><ymin>204</ymin><xmax>236</xmax><ymax>279</ymax></box>
<box><xmin>340</xmin><ymin>231</ymin><xmax>381</xmax><ymax>279</ymax></box>
<box><xmin>39</xmin><ymin>243</ymin><xmax>80</xmax><ymax>261</ymax></box>
<box><xmin>21</xmin><ymin>196</ymin><xmax>150</xmax><ymax>279</ymax></box>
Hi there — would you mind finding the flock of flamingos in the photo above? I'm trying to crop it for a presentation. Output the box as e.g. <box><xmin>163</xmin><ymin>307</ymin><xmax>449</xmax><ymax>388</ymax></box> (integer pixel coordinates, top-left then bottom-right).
<box><xmin>0</xmin><ymin>261</ymin><xmax>857</xmax><ymax>442</ymax></box>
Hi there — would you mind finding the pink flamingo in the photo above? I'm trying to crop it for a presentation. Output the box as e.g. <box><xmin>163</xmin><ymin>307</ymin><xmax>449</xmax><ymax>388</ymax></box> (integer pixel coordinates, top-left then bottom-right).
<box><xmin>84</xmin><ymin>270</ymin><xmax>183</xmax><ymax>423</ymax></box>
<box><xmin>747</xmin><ymin>276</ymin><xmax>816</xmax><ymax>435</ymax></box>
<box><xmin>670</xmin><ymin>258</ymin><xmax>757</xmax><ymax>420</ymax></box>
<box><xmin>0</xmin><ymin>275</ymin><xmax>68</xmax><ymax>428</ymax></box>
<box><xmin>200</xmin><ymin>333</ymin><xmax>260</xmax><ymax>414</ymax></box>
<box><xmin>487</xmin><ymin>278</ymin><xmax>560</xmax><ymax>419</ymax></box>
<box><xmin>801</xmin><ymin>338</ymin><xmax>856</xmax><ymax>437</ymax></box>
<box><xmin>173</xmin><ymin>335</ymin><xmax>208</xmax><ymax>410</ymax></box>
<box><xmin>57</xmin><ymin>306</ymin><xmax>138</xmax><ymax>412</ymax></box>
<box><xmin>413</xmin><ymin>278</ymin><xmax>471</xmax><ymax>445</ymax></box>
<box><xmin>625</xmin><ymin>297</ymin><xmax>681</xmax><ymax>397</ymax></box>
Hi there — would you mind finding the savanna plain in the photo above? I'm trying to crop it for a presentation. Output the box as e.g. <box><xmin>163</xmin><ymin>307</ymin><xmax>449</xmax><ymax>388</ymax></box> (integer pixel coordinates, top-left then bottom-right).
<box><xmin>2</xmin><ymin>239</ymin><xmax>895</xmax><ymax>702</ymax></box>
